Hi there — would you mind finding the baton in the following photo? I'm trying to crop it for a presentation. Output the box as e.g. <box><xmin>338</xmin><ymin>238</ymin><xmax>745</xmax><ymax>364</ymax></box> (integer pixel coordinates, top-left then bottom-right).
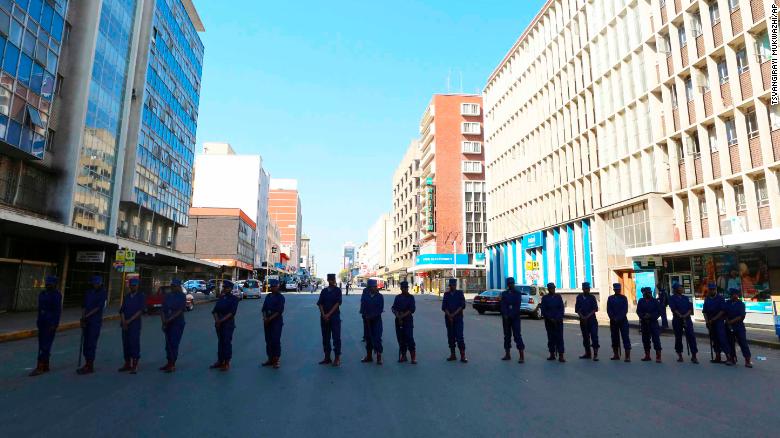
<box><xmin>78</xmin><ymin>327</ymin><xmax>84</xmax><ymax>368</ymax></box>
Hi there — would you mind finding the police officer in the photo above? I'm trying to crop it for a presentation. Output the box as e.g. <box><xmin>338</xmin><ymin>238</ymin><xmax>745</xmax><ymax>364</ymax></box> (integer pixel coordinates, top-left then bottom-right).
<box><xmin>657</xmin><ymin>286</ymin><xmax>669</xmax><ymax>328</ymax></box>
<box><xmin>159</xmin><ymin>278</ymin><xmax>186</xmax><ymax>373</ymax></box>
<box><xmin>119</xmin><ymin>277</ymin><xmax>145</xmax><ymax>374</ymax></box>
<box><xmin>77</xmin><ymin>275</ymin><xmax>108</xmax><ymax>375</ymax></box>
<box><xmin>261</xmin><ymin>279</ymin><xmax>285</xmax><ymax>369</ymax></box>
<box><xmin>575</xmin><ymin>282</ymin><xmax>600</xmax><ymax>361</ymax></box>
<box><xmin>606</xmin><ymin>283</ymin><xmax>631</xmax><ymax>362</ymax></box>
<box><xmin>636</xmin><ymin>287</ymin><xmax>662</xmax><ymax>363</ymax></box>
<box><xmin>211</xmin><ymin>280</ymin><xmax>239</xmax><ymax>371</ymax></box>
<box><xmin>500</xmin><ymin>277</ymin><xmax>525</xmax><ymax>363</ymax></box>
<box><xmin>30</xmin><ymin>276</ymin><xmax>62</xmax><ymax>376</ymax></box>
<box><xmin>360</xmin><ymin>279</ymin><xmax>384</xmax><ymax>365</ymax></box>
<box><xmin>540</xmin><ymin>282</ymin><xmax>565</xmax><ymax>362</ymax></box>
<box><xmin>318</xmin><ymin>273</ymin><xmax>342</xmax><ymax>366</ymax></box>
<box><xmin>392</xmin><ymin>280</ymin><xmax>416</xmax><ymax>364</ymax></box>
<box><xmin>703</xmin><ymin>283</ymin><xmax>732</xmax><ymax>365</ymax></box>
<box><xmin>725</xmin><ymin>288</ymin><xmax>752</xmax><ymax>368</ymax></box>
<box><xmin>442</xmin><ymin>278</ymin><xmax>467</xmax><ymax>363</ymax></box>
<box><xmin>669</xmin><ymin>282</ymin><xmax>699</xmax><ymax>364</ymax></box>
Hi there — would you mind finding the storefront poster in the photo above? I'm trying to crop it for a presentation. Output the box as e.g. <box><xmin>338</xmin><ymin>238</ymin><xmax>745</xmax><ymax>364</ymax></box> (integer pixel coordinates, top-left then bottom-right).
<box><xmin>634</xmin><ymin>271</ymin><xmax>657</xmax><ymax>302</ymax></box>
<box><xmin>694</xmin><ymin>252</ymin><xmax>772</xmax><ymax>314</ymax></box>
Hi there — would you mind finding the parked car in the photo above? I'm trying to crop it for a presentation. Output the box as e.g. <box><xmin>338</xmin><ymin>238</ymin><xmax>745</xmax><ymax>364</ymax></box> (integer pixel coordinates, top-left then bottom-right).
<box><xmin>517</xmin><ymin>284</ymin><xmax>545</xmax><ymax>319</ymax></box>
<box><xmin>146</xmin><ymin>285</ymin><xmax>190</xmax><ymax>313</ymax></box>
<box><xmin>285</xmin><ymin>280</ymin><xmax>298</xmax><ymax>292</ymax></box>
<box><xmin>472</xmin><ymin>289</ymin><xmax>503</xmax><ymax>314</ymax></box>
<box><xmin>239</xmin><ymin>279</ymin><xmax>262</xmax><ymax>299</ymax></box>
<box><xmin>183</xmin><ymin>280</ymin><xmax>208</xmax><ymax>294</ymax></box>
<box><xmin>230</xmin><ymin>281</ymin><xmax>243</xmax><ymax>300</ymax></box>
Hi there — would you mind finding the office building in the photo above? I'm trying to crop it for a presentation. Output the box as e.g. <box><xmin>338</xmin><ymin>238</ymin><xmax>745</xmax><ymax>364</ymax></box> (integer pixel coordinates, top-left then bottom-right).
<box><xmin>484</xmin><ymin>0</ymin><xmax>777</xmax><ymax>324</ymax></box>
<box><xmin>191</xmin><ymin>142</ymin><xmax>271</xmax><ymax>270</ymax></box>
<box><xmin>389</xmin><ymin>141</ymin><xmax>421</xmax><ymax>284</ymax></box>
<box><xmin>409</xmin><ymin>94</ymin><xmax>487</xmax><ymax>293</ymax></box>
<box><xmin>366</xmin><ymin>213</ymin><xmax>393</xmax><ymax>280</ymax></box>
<box><xmin>268</xmin><ymin>178</ymin><xmax>302</xmax><ymax>271</ymax></box>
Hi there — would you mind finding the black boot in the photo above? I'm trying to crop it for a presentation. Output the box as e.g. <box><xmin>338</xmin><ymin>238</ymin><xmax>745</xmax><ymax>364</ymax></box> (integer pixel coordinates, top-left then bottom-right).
<box><xmin>501</xmin><ymin>349</ymin><xmax>511</xmax><ymax>361</ymax></box>
<box><xmin>579</xmin><ymin>348</ymin><xmax>592</xmax><ymax>360</ymax></box>
<box><xmin>446</xmin><ymin>348</ymin><xmax>457</xmax><ymax>361</ymax></box>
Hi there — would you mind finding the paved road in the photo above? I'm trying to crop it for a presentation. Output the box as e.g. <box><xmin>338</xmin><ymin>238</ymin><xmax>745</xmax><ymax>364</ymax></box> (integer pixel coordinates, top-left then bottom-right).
<box><xmin>2</xmin><ymin>294</ymin><xmax>779</xmax><ymax>437</ymax></box>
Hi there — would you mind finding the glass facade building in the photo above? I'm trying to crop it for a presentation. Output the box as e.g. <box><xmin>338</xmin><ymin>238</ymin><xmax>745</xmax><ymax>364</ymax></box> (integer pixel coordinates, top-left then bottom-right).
<box><xmin>0</xmin><ymin>0</ymin><xmax>66</xmax><ymax>159</ymax></box>
<box><xmin>133</xmin><ymin>0</ymin><xmax>203</xmax><ymax>228</ymax></box>
<box><xmin>72</xmin><ymin>0</ymin><xmax>137</xmax><ymax>233</ymax></box>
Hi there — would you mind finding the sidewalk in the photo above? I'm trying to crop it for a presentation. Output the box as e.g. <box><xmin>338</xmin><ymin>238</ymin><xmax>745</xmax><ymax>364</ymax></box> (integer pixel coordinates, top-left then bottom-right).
<box><xmin>0</xmin><ymin>295</ymin><xmax>216</xmax><ymax>343</ymax></box>
<box><xmin>423</xmin><ymin>293</ymin><xmax>780</xmax><ymax>349</ymax></box>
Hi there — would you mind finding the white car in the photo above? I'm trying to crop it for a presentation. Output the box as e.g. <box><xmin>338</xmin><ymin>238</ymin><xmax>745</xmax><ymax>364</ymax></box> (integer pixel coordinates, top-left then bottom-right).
<box><xmin>285</xmin><ymin>281</ymin><xmax>298</xmax><ymax>292</ymax></box>
<box><xmin>239</xmin><ymin>280</ymin><xmax>262</xmax><ymax>299</ymax></box>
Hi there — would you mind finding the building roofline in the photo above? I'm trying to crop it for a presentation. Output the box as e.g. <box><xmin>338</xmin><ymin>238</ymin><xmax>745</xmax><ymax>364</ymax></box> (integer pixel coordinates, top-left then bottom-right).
<box><xmin>182</xmin><ymin>0</ymin><xmax>205</xmax><ymax>32</ymax></box>
<box><xmin>484</xmin><ymin>0</ymin><xmax>554</xmax><ymax>89</ymax></box>
<box><xmin>189</xmin><ymin>207</ymin><xmax>256</xmax><ymax>229</ymax></box>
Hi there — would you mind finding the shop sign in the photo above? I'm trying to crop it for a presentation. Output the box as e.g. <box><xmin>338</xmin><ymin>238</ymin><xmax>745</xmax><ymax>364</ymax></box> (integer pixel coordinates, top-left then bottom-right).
<box><xmin>416</xmin><ymin>254</ymin><xmax>469</xmax><ymax>265</ymax></box>
<box><xmin>522</xmin><ymin>231</ymin><xmax>544</xmax><ymax>250</ymax></box>
<box><xmin>76</xmin><ymin>251</ymin><xmax>105</xmax><ymax>263</ymax></box>
<box><xmin>525</xmin><ymin>260</ymin><xmax>540</xmax><ymax>271</ymax></box>
<box><xmin>633</xmin><ymin>256</ymin><xmax>660</xmax><ymax>270</ymax></box>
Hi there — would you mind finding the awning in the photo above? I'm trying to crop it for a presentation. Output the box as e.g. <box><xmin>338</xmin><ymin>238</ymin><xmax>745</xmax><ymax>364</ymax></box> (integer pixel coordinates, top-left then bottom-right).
<box><xmin>407</xmin><ymin>264</ymin><xmax>485</xmax><ymax>273</ymax></box>
<box><xmin>626</xmin><ymin>229</ymin><xmax>780</xmax><ymax>258</ymax></box>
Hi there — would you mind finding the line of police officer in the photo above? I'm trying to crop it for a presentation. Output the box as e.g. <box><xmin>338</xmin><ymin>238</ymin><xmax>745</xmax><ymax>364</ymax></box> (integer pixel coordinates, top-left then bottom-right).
<box><xmin>29</xmin><ymin>271</ymin><xmax>754</xmax><ymax>376</ymax></box>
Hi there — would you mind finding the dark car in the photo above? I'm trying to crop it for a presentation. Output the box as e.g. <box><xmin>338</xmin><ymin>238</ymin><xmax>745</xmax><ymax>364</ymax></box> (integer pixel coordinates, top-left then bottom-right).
<box><xmin>472</xmin><ymin>289</ymin><xmax>503</xmax><ymax>314</ymax></box>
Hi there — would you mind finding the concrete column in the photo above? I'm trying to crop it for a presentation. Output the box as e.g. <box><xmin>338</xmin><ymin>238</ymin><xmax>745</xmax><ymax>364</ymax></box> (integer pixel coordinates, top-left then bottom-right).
<box><xmin>48</xmin><ymin>0</ymin><xmax>102</xmax><ymax>224</ymax></box>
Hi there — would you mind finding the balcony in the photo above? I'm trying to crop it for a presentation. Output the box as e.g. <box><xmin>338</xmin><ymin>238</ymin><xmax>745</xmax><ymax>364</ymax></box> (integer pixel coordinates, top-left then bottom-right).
<box><xmin>461</xmin><ymin>122</ymin><xmax>482</xmax><ymax>136</ymax></box>
<box><xmin>421</xmin><ymin>142</ymin><xmax>435</xmax><ymax>168</ymax></box>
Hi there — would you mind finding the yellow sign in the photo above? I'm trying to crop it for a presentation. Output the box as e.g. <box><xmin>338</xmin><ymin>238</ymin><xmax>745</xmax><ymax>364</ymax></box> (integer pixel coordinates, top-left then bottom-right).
<box><xmin>125</xmin><ymin>250</ymin><xmax>136</xmax><ymax>261</ymax></box>
<box><xmin>525</xmin><ymin>261</ymin><xmax>540</xmax><ymax>271</ymax></box>
<box><xmin>115</xmin><ymin>250</ymin><xmax>126</xmax><ymax>262</ymax></box>
<box><xmin>123</xmin><ymin>261</ymin><xmax>136</xmax><ymax>273</ymax></box>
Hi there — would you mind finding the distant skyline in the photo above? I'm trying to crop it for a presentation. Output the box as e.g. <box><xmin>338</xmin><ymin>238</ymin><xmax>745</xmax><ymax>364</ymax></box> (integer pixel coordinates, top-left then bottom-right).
<box><xmin>192</xmin><ymin>0</ymin><xmax>547</xmax><ymax>276</ymax></box>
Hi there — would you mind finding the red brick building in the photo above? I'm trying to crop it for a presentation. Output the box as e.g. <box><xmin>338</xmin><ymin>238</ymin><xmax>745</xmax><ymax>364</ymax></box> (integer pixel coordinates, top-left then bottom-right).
<box><xmin>268</xmin><ymin>179</ymin><xmax>302</xmax><ymax>271</ymax></box>
<box><xmin>410</xmin><ymin>94</ymin><xmax>487</xmax><ymax>292</ymax></box>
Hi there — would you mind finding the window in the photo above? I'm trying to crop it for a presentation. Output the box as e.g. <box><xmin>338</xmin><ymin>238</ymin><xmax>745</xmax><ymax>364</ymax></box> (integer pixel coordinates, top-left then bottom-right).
<box><xmin>461</xmin><ymin>122</ymin><xmax>481</xmax><ymax>135</ymax></box>
<box><xmin>461</xmin><ymin>103</ymin><xmax>480</xmax><ymax>116</ymax></box>
<box><xmin>685</xmin><ymin>77</ymin><xmax>694</xmax><ymax>101</ymax></box>
<box><xmin>691</xmin><ymin>13</ymin><xmax>703</xmax><ymax>37</ymax></box>
<box><xmin>728</xmin><ymin>0</ymin><xmax>739</xmax><ymax>11</ymax></box>
<box><xmin>746</xmin><ymin>109</ymin><xmax>759</xmax><ymax>138</ymax></box>
<box><xmin>671</xmin><ymin>86</ymin><xmax>679</xmax><ymax>108</ymax></box>
<box><xmin>734</xmin><ymin>183</ymin><xmax>746</xmax><ymax>211</ymax></box>
<box><xmin>687</xmin><ymin>134</ymin><xmax>701</xmax><ymax>156</ymax></box>
<box><xmin>756</xmin><ymin>32</ymin><xmax>771</xmax><ymax>63</ymax></box>
<box><xmin>682</xmin><ymin>197</ymin><xmax>691</xmax><ymax>222</ymax></box>
<box><xmin>462</xmin><ymin>141</ymin><xmax>482</xmax><ymax>153</ymax></box>
<box><xmin>699</xmin><ymin>196</ymin><xmax>708</xmax><ymax>219</ymax></box>
<box><xmin>725</xmin><ymin>118</ymin><xmax>737</xmax><ymax>145</ymax></box>
<box><xmin>700</xmin><ymin>69</ymin><xmax>711</xmax><ymax>93</ymax></box>
<box><xmin>717</xmin><ymin>59</ymin><xmax>729</xmax><ymax>83</ymax></box>
<box><xmin>708</xmin><ymin>125</ymin><xmax>718</xmax><ymax>152</ymax></box>
<box><xmin>736</xmin><ymin>48</ymin><xmax>749</xmax><ymax>74</ymax></box>
<box><xmin>716</xmin><ymin>188</ymin><xmax>727</xmax><ymax>215</ymax></box>
<box><xmin>754</xmin><ymin>178</ymin><xmax>769</xmax><ymax>207</ymax></box>
<box><xmin>709</xmin><ymin>1</ymin><xmax>720</xmax><ymax>24</ymax></box>
<box><xmin>678</xmin><ymin>25</ymin><xmax>687</xmax><ymax>47</ymax></box>
<box><xmin>662</xmin><ymin>34</ymin><xmax>672</xmax><ymax>54</ymax></box>
<box><xmin>462</xmin><ymin>161</ymin><xmax>483</xmax><ymax>173</ymax></box>
<box><xmin>770</xmin><ymin>105</ymin><xmax>780</xmax><ymax>130</ymax></box>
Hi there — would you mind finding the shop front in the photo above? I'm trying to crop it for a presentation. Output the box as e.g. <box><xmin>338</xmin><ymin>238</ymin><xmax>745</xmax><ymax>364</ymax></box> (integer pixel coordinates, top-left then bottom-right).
<box><xmin>408</xmin><ymin>253</ymin><xmax>485</xmax><ymax>293</ymax></box>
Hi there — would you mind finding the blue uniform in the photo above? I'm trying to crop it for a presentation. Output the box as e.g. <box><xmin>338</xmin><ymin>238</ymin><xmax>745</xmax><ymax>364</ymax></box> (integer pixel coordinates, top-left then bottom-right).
<box><xmin>392</xmin><ymin>294</ymin><xmax>416</xmax><ymax>354</ymax></box>
<box><xmin>540</xmin><ymin>294</ymin><xmax>565</xmax><ymax>354</ymax></box>
<box><xmin>669</xmin><ymin>294</ymin><xmax>698</xmax><ymax>354</ymax></box>
<box><xmin>575</xmin><ymin>294</ymin><xmax>600</xmax><ymax>350</ymax></box>
<box><xmin>82</xmin><ymin>287</ymin><xmax>107</xmax><ymax>361</ymax></box>
<box><xmin>162</xmin><ymin>292</ymin><xmax>186</xmax><ymax>362</ymax></box>
<box><xmin>317</xmin><ymin>286</ymin><xmax>342</xmax><ymax>356</ymax></box>
<box><xmin>212</xmin><ymin>294</ymin><xmax>239</xmax><ymax>362</ymax></box>
<box><xmin>361</xmin><ymin>290</ymin><xmax>384</xmax><ymax>354</ymax></box>
<box><xmin>703</xmin><ymin>294</ymin><xmax>732</xmax><ymax>357</ymax></box>
<box><xmin>36</xmin><ymin>289</ymin><xmax>62</xmax><ymax>361</ymax></box>
<box><xmin>607</xmin><ymin>294</ymin><xmax>631</xmax><ymax>351</ymax></box>
<box><xmin>657</xmin><ymin>289</ymin><xmax>669</xmax><ymax>328</ymax></box>
<box><xmin>442</xmin><ymin>290</ymin><xmax>466</xmax><ymax>350</ymax></box>
<box><xmin>262</xmin><ymin>293</ymin><xmax>285</xmax><ymax>359</ymax></box>
<box><xmin>500</xmin><ymin>289</ymin><xmax>525</xmax><ymax>350</ymax></box>
<box><xmin>636</xmin><ymin>297</ymin><xmax>662</xmax><ymax>351</ymax></box>
<box><xmin>725</xmin><ymin>299</ymin><xmax>750</xmax><ymax>359</ymax></box>
<box><xmin>120</xmin><ymin>292</ymin><xmax>145</xmax><ymax>360</ymax></box>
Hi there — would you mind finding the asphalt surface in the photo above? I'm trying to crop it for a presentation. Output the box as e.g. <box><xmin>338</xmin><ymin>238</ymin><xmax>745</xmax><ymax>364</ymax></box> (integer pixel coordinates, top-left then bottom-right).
<box><xmin>2</xmin><ymin>293</ymin><xmax>780</xmax><ymax>437</ymax></box>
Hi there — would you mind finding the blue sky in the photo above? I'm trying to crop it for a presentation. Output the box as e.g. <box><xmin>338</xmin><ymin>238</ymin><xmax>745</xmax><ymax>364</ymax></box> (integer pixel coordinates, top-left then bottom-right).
<box><xmin>192</xmin><ymin>0</ymin><xmax>546</xmax><ymax>276</ymax></box>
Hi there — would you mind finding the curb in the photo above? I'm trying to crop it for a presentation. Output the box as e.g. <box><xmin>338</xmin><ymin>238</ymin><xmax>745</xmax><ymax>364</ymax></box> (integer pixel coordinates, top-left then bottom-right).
<box><xmin>0</xmin><ymin>298</ymin><xmax>217</xmax><ymax>344</ymax></box>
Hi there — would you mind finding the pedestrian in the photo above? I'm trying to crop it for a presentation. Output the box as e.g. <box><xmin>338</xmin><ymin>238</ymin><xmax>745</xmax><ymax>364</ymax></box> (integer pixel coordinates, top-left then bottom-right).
<box><xmin>575</xmin><ymin>282</ymin><xmax>600</xmax><ymax>361</ymax></box>
<box><xmin>29</xmin><ymin>276</ymin><xmax>62</xmax><ymax>377</ymax></box>
<box><xmin>669</xmin><ymin>282</ymin><xmax>699</xmax><ymax>364</ymax></box>
<box><xmin>657</xmin><ymin>285</ymin><xmax>669</xmax><ymax>328</ymax></box>
<box><xmin>500</xmin><ymin>277</ymin><xmax>525</xmax><ymax>363</ymax></box>
<box><xmin>159</xmin><ymin>278</ymin><xmax>186</xmax><ymax>373</ymax></box>
<box><xmin>636</xmin><ymin>287</ymin><xmax>663</xmax><ymax>363</ymax></box>
<box><xmin>317</xmin><ymin>274</ymin><xmax>342</xmax><ymax>367</ymax></box>
<box><xmin>442</xmin><ymin>278</ymin><xmax>467</xmax><ymax>363</ymax></box>
<box><xmin>606</xmin><ymin>283</ymin><xmax>631</xmax><ymax>362</ymax></box>
<box><xmin>345</xmin><ymin>281</ymin><xmax>351</xmax><ymax>295</ymax></box>
<box><xmin>725</xmin><ymin>288</ymin><xmax>752</xmax><ymax>368</ymax></box>
<box><xmin>540</xmin><ymin>282</ymin><xmax>565</xmax><ymax>362</ymax></box>
<box><xmin>118</xmin><ymin>277</ymin><xmax>145</xmax><ymax>374</ymax></box>
<box><xmin>210</xmin><ymin>280</ymin><xmax>239</xmax><ymax>371</ymax></box>
<box><xmin>261</xmin><ymin>279</ymin><xmax>285</xmax><ymax>369</ymax></box>
<box><xmin>392</xmin><ymin>280</ymin><xmax>416</xmax><ymax>364</ymax></box>
<box><xmin>703</xmin><ymin>283</ymin><xmax>732</xmax><ymax>365</ymax></box>
<box><xmin>360</xmin><ymin>279</ymin><xmax>384</xmax><ymax>365</ymax></box>
<box><xmin>76</xmin><ymin>275</ymin><xmax>108</xmax><ymax>375</ymax></box>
